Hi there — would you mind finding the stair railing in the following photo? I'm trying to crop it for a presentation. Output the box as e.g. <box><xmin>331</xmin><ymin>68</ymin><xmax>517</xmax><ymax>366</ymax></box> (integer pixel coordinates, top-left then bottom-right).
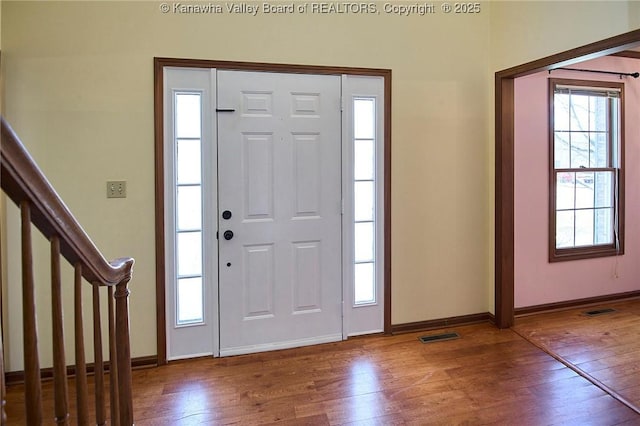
<box><xmin>0</xmin><ymin>117</ymin><xmax>134</xmax><ymax>425</ymax></box>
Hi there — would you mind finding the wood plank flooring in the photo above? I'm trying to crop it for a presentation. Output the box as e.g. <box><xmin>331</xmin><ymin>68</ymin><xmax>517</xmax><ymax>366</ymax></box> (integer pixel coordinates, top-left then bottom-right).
<box><xmin>5</xmin><ymin>318</ymin><xmax>640</xmax><ymax>425</ymax></box>
<box><xmin>513</xmin><ymin>298</ymin><xmax>640</xmax><ymax>414</ymax></box>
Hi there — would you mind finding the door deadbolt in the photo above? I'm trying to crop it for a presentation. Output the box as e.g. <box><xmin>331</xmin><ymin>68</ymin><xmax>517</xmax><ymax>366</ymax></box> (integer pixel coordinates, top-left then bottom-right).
<box><xmin>222</xmin><ymin>210</ymin><xmax>232</xmax><ymax>220</ymax></box>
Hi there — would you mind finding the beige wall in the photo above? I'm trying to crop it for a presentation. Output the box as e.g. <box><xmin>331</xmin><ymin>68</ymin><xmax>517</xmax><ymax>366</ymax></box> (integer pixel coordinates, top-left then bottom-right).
<box><xmin>489</xmin><ymin>1</ymin><xmax>634</xmax><ymax>72</ymax></box>
<box><xmin>631</xmin><ymin>1</ymin><xmax>640</xmax><ymax>29</ymax></box>
<box><xmin>0</xmin><ymin>0</ymin><xmax>637</xmax><ymax>370</ymax></box>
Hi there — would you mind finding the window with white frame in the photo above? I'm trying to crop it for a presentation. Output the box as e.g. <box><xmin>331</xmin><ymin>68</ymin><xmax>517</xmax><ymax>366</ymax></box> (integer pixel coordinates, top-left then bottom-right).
<box><xmin>549</xmin><ymin>79</ymin><xmax>624</xmax><ymax>262</ymax></box>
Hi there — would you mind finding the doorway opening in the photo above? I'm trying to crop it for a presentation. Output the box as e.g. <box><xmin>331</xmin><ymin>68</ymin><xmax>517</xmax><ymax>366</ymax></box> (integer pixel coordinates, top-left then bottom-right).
<box><xmin>495</xmin><ymin>29</ymin><xmax>640</xmax><ymax>328</ymax></box>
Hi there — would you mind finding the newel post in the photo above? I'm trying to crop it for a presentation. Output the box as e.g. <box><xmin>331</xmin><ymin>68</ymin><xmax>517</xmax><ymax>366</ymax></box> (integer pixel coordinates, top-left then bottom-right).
<box><xmin>114</xmin><ymin>278</ymin><xmax>133</xmax><ymax>425</ymax></box>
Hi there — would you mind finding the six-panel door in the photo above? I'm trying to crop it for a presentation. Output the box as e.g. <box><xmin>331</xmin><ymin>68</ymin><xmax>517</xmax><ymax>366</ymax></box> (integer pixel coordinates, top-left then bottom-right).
<box><xmin>217</xmin><ymin>71</ymin><xmax>343</xmax><ymax>355</ymax></box>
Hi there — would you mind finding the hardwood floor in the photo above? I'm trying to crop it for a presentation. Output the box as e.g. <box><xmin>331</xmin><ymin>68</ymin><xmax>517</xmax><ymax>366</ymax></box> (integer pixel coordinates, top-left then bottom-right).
<box><xmin>5</xmin><ymin>319</ymin><xmax>640</xmax><ymax>425</ymax></box>
<box><xmin>513</xmin><ymin>298</ymin><xmax>640</xmax><ymax>415</ymax></box>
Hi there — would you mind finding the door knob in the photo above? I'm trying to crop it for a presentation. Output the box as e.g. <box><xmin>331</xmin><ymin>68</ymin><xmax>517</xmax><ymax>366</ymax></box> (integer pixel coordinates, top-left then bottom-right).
<box><xmin>224</xmin><ymin>230</ymin><xmax>234</xmax><ymax>240</ymax></box>
<box><xmin>222</xmin><ymin>210</ymin><xmax>232</xmax><ymax>220</ymax></box>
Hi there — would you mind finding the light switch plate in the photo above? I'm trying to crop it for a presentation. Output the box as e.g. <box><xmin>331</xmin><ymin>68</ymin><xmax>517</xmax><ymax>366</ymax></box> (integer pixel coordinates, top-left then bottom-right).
<box><xmin>107</xmin><ymin>181</ymin><xmax>127</xmax><ymax>198</ymax></box>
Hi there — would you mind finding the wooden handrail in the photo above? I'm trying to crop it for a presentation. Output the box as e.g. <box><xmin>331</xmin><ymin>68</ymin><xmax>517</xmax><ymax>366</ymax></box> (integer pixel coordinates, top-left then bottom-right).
<box><xmin>1</xmin><ymin>116</ymin><xmax>135</xmax><ymax>424</ymax></box>
<box><xmin>1</xmin><ymin>117</ymin><xmax>134</xmax><ymax>285</ymax></box>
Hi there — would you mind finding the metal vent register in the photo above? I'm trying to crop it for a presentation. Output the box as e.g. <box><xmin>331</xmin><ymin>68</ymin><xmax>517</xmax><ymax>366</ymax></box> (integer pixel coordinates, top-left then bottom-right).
<box><xmin>583</xmin><ymin>308</ymin><xmax>617</xmax><ymax>317</ymax></box>
<box><xmin>419</xmin><ymin>332</ymin><xmax>461</xmax><ymax>344</ymax></box>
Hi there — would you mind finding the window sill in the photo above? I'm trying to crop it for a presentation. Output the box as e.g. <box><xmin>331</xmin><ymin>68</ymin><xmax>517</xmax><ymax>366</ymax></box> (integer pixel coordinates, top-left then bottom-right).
<box><xmin>549</xmin><ymin>246</ymin><xmax>623</xmax><ymax>263</ymax></box>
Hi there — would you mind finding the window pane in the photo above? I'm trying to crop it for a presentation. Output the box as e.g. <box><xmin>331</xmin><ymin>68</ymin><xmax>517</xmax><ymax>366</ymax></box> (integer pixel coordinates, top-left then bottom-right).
<box><xmin>177</xmin><ymin>277</ymin><xmax>203</xmax><ymax>324</ymax></box>
<box><xmin>556</xmin><ymin>172</ymin><xmax>575</xmax><ymax>210</ymax></box>
<box><xmin>611</xmin><ymin>100</ymin><xmax>620</xmax><ymax>166</ymax></box>
<box><xmin>594</xmin><ymin>172</ymin><xmax>613</xmax><ymax>208</ymax></box>
<box><xmin>354</xmin><ymin>262</ymin><xmax>375</xmax><ymax>305</ymax></box>
<box><xmin>354</xmin><ymin>181</ymin><xmax>374</xmax><ymax>222</ymax></box>
<box><xmin>575</xmin><ymin>172</ymin><xmax>594</xmax><ymax>209</ymax></box>
<box><xmin>595</xmin><ymin>208</ymin><xmax>613</xmax><ymax>245</ymax></box>
<box><xmin>176</xmin><ymin>93</ymin><xmax>201</xmax><ymax>138</ymax></box>
<box><xmin>570</xmin><ymin>132</ymin><xmax>589</xmax><ymax>168</ymax></box>
<box><xmin>554</xmin><ymin>133</ymin><xmax>570</xmax><ymax>168</ymax></box>
<box><xmin>177</xmin><ymin>185</ymin><xmax>202</xmax><ymax>231</ymax></box>
<box><xmin>590</xmin><ymin>133</ymin><xmax>608</xmax><ymax>168</ymax></box>
<box><xmin>590</xmin><ymin>96</ymin><xmax>607</xmax><ymax>132</ymax></box>
<box><xmin>177</xmin><ymin>139</ymin><xmax>201</xmax><ymax>185</ymax></box>
<box><xmin>177</xmin><ymin>231</ymin><xmax>202</xmax><ymax>276</ymax></box>
<box><xmin>354</xmin><ymin>99</ymin><xmax>375</xmax><ymax>139</ymax></box>
<box><xmin>354</xmin><ymin>139</ymin><xmax>374</xmax><ymax>180</ymax></box>
<box><xmin>354</xmin><ymin>222</ymin><xmax>374</xmax><ymax>262</ymax></box>
<box><xmin>575</xmin><ymin>209</ymin><xmax>594</xmax><ymax>246</ymax></box>
<box><xmin>556</xmin><ymin>210</ymin><xmax>575</xmax><ymax>248</ymax></box>
<box><xmin>570</xmin><ymin>93</ymin><xmax>590</xmax><ymax>131</ymax></box>
<box><xmin>353</xmin><ymin>96</ymin><xmax>377</xmax><ymax>309</ymax></box>
<box><xmin>554</xmin><ymin>94</ymin><xmax>570</xmax><ymax>131</ymax></box>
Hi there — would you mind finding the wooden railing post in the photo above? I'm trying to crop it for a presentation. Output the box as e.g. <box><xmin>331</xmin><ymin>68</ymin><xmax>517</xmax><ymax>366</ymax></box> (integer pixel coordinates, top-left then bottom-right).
<box><xmin>114</xmin><ymin>279</ymin><xmax>133</xmax><ymax>425</ymax></box>
<box><xmin>51</xmin><ymin>236</ymin><xmax>69</xmax><ymax>425</ymax></box>
<box><xmin>92</xmin><ymin>284</ymin><xmax>106</xmax><ymax>426</ymax></box>
<box><xmin>74</xmin><ymin>264</ymin><xmax>89</xmax><ymax>425</ymax></box>
<box><xmin>108</xmin><ymin>286</ymin><xmax>120</xmax><ymax>425</ymax></box>
<box><xmin>20</xmin><ymin>201</ymin><xmax>42</xmax><ymax>424</ymax></box>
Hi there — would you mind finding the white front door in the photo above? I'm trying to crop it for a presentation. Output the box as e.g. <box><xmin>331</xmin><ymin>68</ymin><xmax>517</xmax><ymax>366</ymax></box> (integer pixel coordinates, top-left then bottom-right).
<box><xmin>216</xmin><ymin>71</ymin><xmax>343</xmax><ymax>356</ymax></box>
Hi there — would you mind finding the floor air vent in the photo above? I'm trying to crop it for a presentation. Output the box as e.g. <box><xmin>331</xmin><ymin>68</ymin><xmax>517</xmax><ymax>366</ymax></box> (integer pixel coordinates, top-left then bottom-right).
<box><xmin>583</xmin><ymin>308</ymin><xmax>617</xmax><ymax>317</ymax></box>
<box><xmin>419</xmin><ymin>332</ymin><xmax>460</xmax><ymax>344</ymax></box>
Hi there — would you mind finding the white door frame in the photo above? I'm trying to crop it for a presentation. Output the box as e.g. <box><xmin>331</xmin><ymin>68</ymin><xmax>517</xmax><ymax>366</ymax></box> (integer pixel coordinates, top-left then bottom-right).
<box><xmin>155</xmin><ymin>59</ymin><xmax>390</xmax><ymax>363</ymax></box>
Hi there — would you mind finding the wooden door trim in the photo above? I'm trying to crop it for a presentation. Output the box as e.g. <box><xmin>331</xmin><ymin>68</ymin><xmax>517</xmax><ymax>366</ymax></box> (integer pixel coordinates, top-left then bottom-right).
<box><xmin>495</xmin><ymin>29</ymin><xmax>640</xmax><ymax>328</ymax></box>
<box><xmin>154</xmin><ymin>58</ymin><xmax>392</xmax><ymax>364</ymax></box>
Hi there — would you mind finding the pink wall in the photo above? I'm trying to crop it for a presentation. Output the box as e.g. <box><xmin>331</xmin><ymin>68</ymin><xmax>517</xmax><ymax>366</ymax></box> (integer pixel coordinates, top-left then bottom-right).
<box><xmin>515</xmin><ymin>56</ymin><xmax>640</xmax><ymax>308</ymax></box>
